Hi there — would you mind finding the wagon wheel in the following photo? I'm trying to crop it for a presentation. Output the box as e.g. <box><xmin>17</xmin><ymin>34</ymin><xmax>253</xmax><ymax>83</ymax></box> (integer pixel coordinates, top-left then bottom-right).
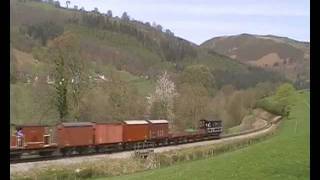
<box><xmin>39</xmin><ymin>150</ymin><xmax>54</xmax><ymax>157</ymax></box>
<box><xmin>60</xmin><ymin>148</ymin><xmax>72</xmax><ymax>156</ymax></box>
<box><xmin>95</xmin><ymin>146</ymin><xmax>101</xmax><ymax>153</ymax></box>
<box><xmin>77</xmin><ymin>147</ymin><xmax>90</xmax><ymax>154</ymax></box>
<box><xmin>10</xmin><ymin>153</ymin><xmax>22</xmax><ymax>161</ymax></box>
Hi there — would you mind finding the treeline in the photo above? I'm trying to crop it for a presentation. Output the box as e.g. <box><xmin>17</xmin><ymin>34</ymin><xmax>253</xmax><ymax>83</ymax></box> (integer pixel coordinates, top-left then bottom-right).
<box><xmin>213</xmin><ymin>66</ymin><xmax>288</xmax><ymax>89</ymax></box>
<box><xmin>15</xmin><ymin>0</ymin><xmax>197</xmax><ymax>64</ymax></box>
<box><xmin>77</xmin><ymin>11</ymin><xmax>197</xmax><ymax>62</ymax></box>
<box><xmin>256</xmin><ymin>83</ymin><xmax>298</xmax><ymax>116</ymax></box>
<box><xmin>147</xmin><ymin>65</ymin><xmax>280</xmax><ymax>131</ymax></box>
<box><xmin>19</xmin><ymin>21</ymin><xmax>64</xmax><ymax>46</ymax></box>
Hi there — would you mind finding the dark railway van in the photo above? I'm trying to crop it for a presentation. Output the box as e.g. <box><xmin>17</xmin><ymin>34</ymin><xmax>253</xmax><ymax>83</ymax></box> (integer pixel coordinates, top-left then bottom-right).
<box><xmin>199</xmin><ymin>119</ymin><xmax>223</xmax><ymax>136</ymax></box>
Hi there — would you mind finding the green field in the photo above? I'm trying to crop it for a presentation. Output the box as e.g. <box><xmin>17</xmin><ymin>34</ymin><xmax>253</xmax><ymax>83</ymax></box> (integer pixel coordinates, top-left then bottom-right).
<box><xmin>95</xmin><ymin>91</ymin><xmax>309</xmax><ymax>180</ymax></box>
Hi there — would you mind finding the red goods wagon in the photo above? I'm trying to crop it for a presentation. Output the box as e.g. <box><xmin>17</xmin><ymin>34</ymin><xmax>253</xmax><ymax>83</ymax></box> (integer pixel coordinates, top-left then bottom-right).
<box><xmin>57</xmin><ymin>122</ymin><xmax>94</xmax><ymax>148</ymax></box>
<box><xmin>94</xmin><ymin>123</ymin><xmax>123</xmax><ymax>145</ymax></box>
<box><xmin>10</xmin><ymin>125</ymin><xmax>56</xmax><ymax>149</ymax></box>
<box><xmin>10</xmin><ymin>136</ymin><xmax>17</xmax><ymax>147</ymax></box>
<box><xmin>122</xmin><ymin>120</ymin><xmax>149</xmax><ymax>142</ymax></box>
<box><xmin>148</xmin><ymin>120</ymin><xmax>169</xmax><ymax>139</ymax></box>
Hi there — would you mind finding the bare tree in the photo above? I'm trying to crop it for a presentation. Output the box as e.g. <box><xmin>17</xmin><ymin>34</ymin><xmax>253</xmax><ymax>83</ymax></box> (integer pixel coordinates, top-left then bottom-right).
<box><xmin>94</xmin><ymin>7</ymin><xmax>99</xmax><ymax>13</ymax></box>
<box><xmin>66</xmin><ymin>0</ymin><xmax>70</xmax><ymax>8</ymax></box>
<box><xmin>149</xmin><ymin>71</ymin><xmax>178</xmax><ymax>127</ymax></box>
<box><xmin>121</xmin><ymin>12</ymin><xmax>130</xmax><ymax>21</ymax></box>
<box><xmin>107</xmin><ymin>10</ymin><xmax>112</xmax><ymax>17</ymax></box>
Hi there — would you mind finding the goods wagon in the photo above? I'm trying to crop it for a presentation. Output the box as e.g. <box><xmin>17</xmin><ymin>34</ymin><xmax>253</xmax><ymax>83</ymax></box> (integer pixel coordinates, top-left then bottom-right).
<box><xmin>94</xmin><ymin>123</ymin><xmax>123</xmax><ymax>145</ymax></box>
<box><xmin>11</xmin><ymin>118</ymin><xmax>225</xmax><ymax>161</ymax></box>
<box><xmin>148</xmin><ymin>120</ymin><xmax>169</xmax><ymax>139</ymax></box>
<box><xmin>57</xmin><ymin>122</ymin><xmax>94</xmax><ymax>148</ymax></box>
<box><xmin>122</xmin><ymin>120</ymin><xmax>149</xmax><ymax>142</ymax></box>
<box><xmin>199</xmin><ymin>119</ymin><xmax>223</xmax><ymax>135</ymax></box>
<box><xmin>10</xmin><ymin>125</ymin><xmax>56</xmax><ymax>149</ymax></box>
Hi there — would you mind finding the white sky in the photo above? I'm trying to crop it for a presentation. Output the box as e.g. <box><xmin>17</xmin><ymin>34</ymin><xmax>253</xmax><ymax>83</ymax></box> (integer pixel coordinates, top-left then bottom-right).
<box><xmin>57</xmin><ymin>0</ymin><xmax>310</xmax><ymax>45</ymax></box>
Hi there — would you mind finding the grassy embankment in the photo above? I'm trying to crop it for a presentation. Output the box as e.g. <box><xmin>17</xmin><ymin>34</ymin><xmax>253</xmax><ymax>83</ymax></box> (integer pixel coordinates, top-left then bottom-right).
<box><xmin>96</xmin><ymin>90</ymin><xmax>309</xmax><ymax>180</ymax></box>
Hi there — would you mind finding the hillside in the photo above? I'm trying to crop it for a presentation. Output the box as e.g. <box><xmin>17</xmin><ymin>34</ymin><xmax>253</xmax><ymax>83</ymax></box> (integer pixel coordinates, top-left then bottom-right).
<box><xmin>95</xmin><ymin>90</ymin><xmax>310</xmax><ymax>180</ymax></box>
<box><xmin>10</xmin><ymin>0</ymin><xmax>287</xmax><ymax>125</ymax></box>
<box><xmin>201</xmin><ymin>34</ymin><xmax>310</xmax><ymax>87</ymax></box>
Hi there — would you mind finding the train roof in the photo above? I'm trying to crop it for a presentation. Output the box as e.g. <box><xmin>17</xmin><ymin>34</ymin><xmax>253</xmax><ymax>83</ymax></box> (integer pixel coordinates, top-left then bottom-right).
<box><xmin>123</xmin><ymin>120</ymin><xmax>149</xmax><ymax>125</ymax></box>
<box><xmin>11</xmin><ymin>124</ymin><xmax>50</xmax><ymax>127</ymax></box>
<box><xmin>60</xmin><ymin>122</ymin><xmax>94</xmax><ymax>127</ymax></box>
<box><xmin>148</xmin><ymin>120</ymin><xmax>168</xmax><ymax>124</ymax></box>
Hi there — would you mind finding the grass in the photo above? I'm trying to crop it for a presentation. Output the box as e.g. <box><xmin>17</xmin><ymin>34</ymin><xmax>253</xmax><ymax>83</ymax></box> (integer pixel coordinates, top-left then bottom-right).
<box><xmin>94</xmin><ymin>90</ymin><xmax>309</xmax><ymax>180</ymax></box>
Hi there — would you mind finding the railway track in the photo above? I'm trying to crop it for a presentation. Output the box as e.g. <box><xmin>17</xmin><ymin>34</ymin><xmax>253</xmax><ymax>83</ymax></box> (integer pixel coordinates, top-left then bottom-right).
<box><xmin>10</xmin><ymin>116</ymin><xmax>282</xmax><ymax>165</ymax></box>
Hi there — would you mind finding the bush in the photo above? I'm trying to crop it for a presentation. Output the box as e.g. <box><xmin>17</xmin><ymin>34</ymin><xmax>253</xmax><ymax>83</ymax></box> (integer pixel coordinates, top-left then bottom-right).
<box><xmin>256</xmin><ymin>98</ymin><xmax>284</xmax><ymax>116</ymax></box>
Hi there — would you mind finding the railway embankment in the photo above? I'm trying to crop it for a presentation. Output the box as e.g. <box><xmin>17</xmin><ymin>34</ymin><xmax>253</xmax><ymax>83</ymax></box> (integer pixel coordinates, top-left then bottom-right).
<box><xmin>11</xmin><ymin>109</ymin><xmax>282</xmax><ymax>179</ymax></box>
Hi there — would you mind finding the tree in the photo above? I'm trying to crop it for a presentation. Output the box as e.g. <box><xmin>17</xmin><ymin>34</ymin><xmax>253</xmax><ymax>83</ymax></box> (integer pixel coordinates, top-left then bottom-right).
<box><xmin>48</xmin><ymin>32</ymin><xmax>88</xmax><ymax>121</ymax></box>
<box><xmin>145</xmin><ymin>22</ymin><xmax>151</xmax><ymax>27</ymax></box>
<box><xmin>254</xmin><ymin>81</ymin><xmax>276</xmax><ymax>98</ymax></box>
<box><xmin>53</xmin><ymin>51</ymin><xmax>68</xmax><ymax>120</ymax></box>
<box><xmin>165</xmin><ymin>29</ymin><xmax>174</xmax><ymax>36</ymax></box>
<box><xmin>107</xmin><ymin>73</ymin><xmax>146</xmax><ymax>120</ymax></box>
<box><xmin>25</xmin><ymin>21</ymin><xmax>64</xmax><ymax>46</ymax></box>
<box><xmin>152</xmin><ymin>22</ymin><xmax>157</xmax><ymax>28</ymax></box>
<box><xmin>274</xmin><ymin>83</ymin><xmax>296</xmax><ymax>116</ymax></box>
<box><xmin>94</xmin><ymin>7</ymin><xmax>99</xmax><ymax>13</ymax></box>
<box><xmin>107</xmin><ymin>10</ymin><xmax>112</xmax><ymax>17</ymax></box>
<box><xmin>156</xmin><ymin>25</ymin><xmax>163</xmax><ymax>32</ymax></box>
<box><xmin>10</xmin><ymin>50</ymin><xmax>18</xmax><ymax>84</ymax></box>
<box><xmin>149</xmin><ymin>71</ymin><xmax>178</xmax><ymax>127</ymax></box>
<box><xmin>225</xmin><ymin>91</ymin><xmax>249</xmax><ymax>127</ymax></box>
<box><xmin>174</xmin><ymin>84</ymin><xmax>210</xmax><ymax>130</ymax></box>
<box><xmin>121</xmin><ymin>12</ymin><xmax>130</xmax><ymax>21</ymax></box>
<box><xmin>54</xmin><ymin>1</ymin><xmax>60</xmax><ymax>8</ymax></box>
<box><xmin>221</xmin><ymin>84</ymin><xmax>235</xmax><ymax>96</ymax></box>
<box><xmin>180</xmin><ymin>64</ymin><xmax>215</xmax><ymax>96</ymax></box>
<box><xmin>66</xmin><ymin>0</ymin><xmax>70</xmax><ymax>8</ymax></box>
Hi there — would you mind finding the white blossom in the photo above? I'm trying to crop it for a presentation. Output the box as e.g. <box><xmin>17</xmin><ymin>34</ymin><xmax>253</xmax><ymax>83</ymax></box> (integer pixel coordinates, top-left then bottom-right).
<box><xmin>148</xmin><ymin>71</ymin><xmax>178</xmax><ymax>122</ymax></box>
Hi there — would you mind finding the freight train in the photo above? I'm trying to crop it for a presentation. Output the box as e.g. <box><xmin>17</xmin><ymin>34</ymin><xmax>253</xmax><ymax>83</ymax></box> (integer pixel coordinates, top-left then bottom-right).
<box><xmin>10</xmin><ymin>119</ymin><xmax>222</xmax><ymax>160</ymax></box>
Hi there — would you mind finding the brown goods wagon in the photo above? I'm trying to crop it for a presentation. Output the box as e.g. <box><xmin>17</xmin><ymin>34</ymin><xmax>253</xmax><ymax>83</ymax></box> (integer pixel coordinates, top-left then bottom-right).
<box><xmin>10</xmin><ymin>136</ymin><xmax>16</xmax><ymax>147</ymax></box>
<box><xmin>147</xmin><ymin>120</ymin><xmax>169</xmax><ymax>139</ymax></box>
<box><xmin>57</xmin><ymin>122</ymin><xmax>94</xmax><ymax>148</ymax></box>
<box><xmin>10</xmin><ymin>125</ymin><xmax>56</xmax><ymax>149</ymax></box>
<box><xmin>94</xmin><ymin>123</ymin><xmax>123</xmax><ymax>145</ymax></box>
<box><xmin>122</xmin><ymin>120</ymin><xmax>149</xmax><ymax>142</ymax></box>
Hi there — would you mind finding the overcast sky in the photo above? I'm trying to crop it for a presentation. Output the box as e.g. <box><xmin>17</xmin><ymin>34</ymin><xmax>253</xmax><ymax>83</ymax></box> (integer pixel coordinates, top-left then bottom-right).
<box><xmin>58</xmin><ymin>0</ymin><xmax>310</xmax><ymax>45</ymax></box>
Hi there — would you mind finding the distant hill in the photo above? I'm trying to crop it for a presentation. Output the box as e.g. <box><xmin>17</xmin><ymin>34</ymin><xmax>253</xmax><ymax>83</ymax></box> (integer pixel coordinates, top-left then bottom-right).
<box><xmin>201</xmin><ymin>34</ymin><xmax>310</xmax><ymax>84</ymax></box>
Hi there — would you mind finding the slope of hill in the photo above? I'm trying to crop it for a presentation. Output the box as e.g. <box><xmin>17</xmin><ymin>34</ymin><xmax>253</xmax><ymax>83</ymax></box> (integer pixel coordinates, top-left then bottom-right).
<box><xmin>10</xmin><ymin>0</ymin><xmax>252</xmax><ymax>77</ymax></box>
<box><xmin>201</xmin><ymin>34</ymin><xmax>310</xmax><ymax>85</ymax></box>
<box><xmin>10</xmin><ymin>0</ymin><xmax>288</xmax><ymax>124</ymax></box>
